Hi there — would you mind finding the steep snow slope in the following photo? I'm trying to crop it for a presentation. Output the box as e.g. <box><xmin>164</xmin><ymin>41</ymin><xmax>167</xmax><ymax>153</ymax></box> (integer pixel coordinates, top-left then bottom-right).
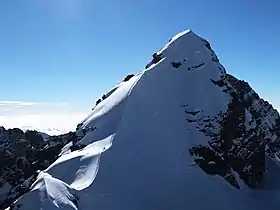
<box><xmin>12</xmin><ymin>30</ymin><xmax>280</xmax><ymax>210</ymax></box>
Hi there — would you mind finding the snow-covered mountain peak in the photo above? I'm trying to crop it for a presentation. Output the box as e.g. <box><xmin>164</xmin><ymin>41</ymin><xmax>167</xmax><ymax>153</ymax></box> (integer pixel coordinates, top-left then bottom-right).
<box><xmin>10</xmin><ymin>30</ymin><xmax>280</xmax><ymax>210</ymax></box>
<box><xmin>148</xmin><ymin>29</ymin><xmax>225</xmax><ymax>77</ymax></box>
<box><xmin>74</xmin><ymin>30</ymin><xmax>229</xmax><ymax>147</ymax></box>
<box><xmin>161</xmin><ymin>30</ymin><xmax>206</xmax><ymax>56</ymax></box>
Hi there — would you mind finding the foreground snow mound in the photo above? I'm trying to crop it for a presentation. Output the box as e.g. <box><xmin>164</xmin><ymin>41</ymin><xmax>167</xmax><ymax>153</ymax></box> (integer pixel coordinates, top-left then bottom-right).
<box><xmin>13</xmin><ymin>172</ymin><xmax>79</xmax><ymax>210</ymax></box>
<box><xmin>13</xmin><ymin>30</ymin><xmax>280</xmax><ymax>210</ymax></box>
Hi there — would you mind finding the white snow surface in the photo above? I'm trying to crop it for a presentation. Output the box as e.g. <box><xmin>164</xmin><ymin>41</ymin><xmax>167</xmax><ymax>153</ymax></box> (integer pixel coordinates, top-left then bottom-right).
<box><xmin>18</xmin><ymin>172</ymin><xmax>79</xmax><ymax>210</ymax></box>
<box><xmin>13</xmin><ymin>30</ymin><xmax>280</xmax><ymax>210</ymax></box>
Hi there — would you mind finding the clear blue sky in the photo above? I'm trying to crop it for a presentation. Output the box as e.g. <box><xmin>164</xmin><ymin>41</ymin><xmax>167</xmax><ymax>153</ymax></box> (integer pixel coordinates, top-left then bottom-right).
<box><xmin>1</xmin><ymin>0</ymin><xmax>280</xmax><ymax>110</ymax></box>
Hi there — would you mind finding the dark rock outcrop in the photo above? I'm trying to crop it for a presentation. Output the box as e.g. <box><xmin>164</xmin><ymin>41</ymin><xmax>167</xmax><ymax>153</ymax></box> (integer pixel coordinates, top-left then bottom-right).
<box><xmin>0</xmin><ymin>128</ymin><xmax>76</xmax><ymax>209</ymax></box>
<box><xmin>171</xmin><ymin>61</ymin><xmax>182</xmax><ymax>68</ymax></box>
<box><xmin>186</xmin><ymin>38</ymin><xmax>280</xmax><ymax>189</ymax></box>
<box><xmin>122</xmin><ymin>74</ymin><xmax>135</xmax><ymax>82</ymax></box>
<box><xmin>145</xmin><ymin>53</ymin><xmax>163</xmax><ymax>69</ymax></box>
<box><xmin>95</xmin><ymin>99</ymin><xmax>102</xmax><ymax>106</ymax></box>
<box><xmin>25</xmin><ymin>130</ymin><xmax>44</xmax><ymax>149</ymax></box>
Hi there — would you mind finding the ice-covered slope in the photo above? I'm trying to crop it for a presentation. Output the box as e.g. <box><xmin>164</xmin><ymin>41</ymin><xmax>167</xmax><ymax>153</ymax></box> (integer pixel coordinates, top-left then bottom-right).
<box><xmin>12</xmin><ymin>30</ymin><xmax>280</xmax><ymax>210</ymax></box>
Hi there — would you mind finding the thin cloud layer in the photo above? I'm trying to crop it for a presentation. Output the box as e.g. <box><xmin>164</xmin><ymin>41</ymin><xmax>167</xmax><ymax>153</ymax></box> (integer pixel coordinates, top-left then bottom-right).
<box><xmin>0</xmin><ymin>101</ymin><xmax>89</xmax><ymax>135</ymax></box>
<box><xmin>0</xmin><ymin>101</ymin><xmax>74</xmax><ymax>116</ymax></box>
<box><xmin>0</xmin><ymin>101</ymin><xmax>37</xmax><ymax>106</ymax></box>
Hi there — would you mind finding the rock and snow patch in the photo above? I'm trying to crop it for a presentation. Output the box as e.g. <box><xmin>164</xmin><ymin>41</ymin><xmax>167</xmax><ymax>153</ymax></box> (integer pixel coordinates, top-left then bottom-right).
<box><xmin>0</xmin><ymin>128</ymin><xmax>77</xmax><ymax>209</ymax></box>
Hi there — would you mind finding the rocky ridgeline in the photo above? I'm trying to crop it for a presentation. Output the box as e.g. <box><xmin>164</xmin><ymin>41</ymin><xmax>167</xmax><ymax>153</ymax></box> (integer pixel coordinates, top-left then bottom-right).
<box><xmin>139</xmin><ymin>34</ymin><xmax>280</xmax><ymax>189</ymax></box>
<box><xmin>181</xmin><ymin>39</ymin><xmax>280</xmax><ymax>189</ymax></box>
<box><xmin>0</xmin><ymin>127</ymin><xmax>77</xmax><ymax>209</ymax></box>
<box><xmin>140</xmin><ymin>34</ymin><xmax>280</xmax><ymax>189</ymax></box>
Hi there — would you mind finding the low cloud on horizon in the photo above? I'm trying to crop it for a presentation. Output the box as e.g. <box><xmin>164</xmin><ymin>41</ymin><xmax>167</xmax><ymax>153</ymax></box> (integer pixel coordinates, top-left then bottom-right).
<box><xmin>1</xmin><ymin>99</ymin><xmax>280</xmax><ymax>135</ymax></box>
<box><xmin>0</xmin><ymin>100</ymin><xmax>90</xmax><ymax>135</ymax></box>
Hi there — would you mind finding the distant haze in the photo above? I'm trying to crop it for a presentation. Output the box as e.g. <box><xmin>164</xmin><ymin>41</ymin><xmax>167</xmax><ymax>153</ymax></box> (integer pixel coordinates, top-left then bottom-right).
<box><xmin>0</xmin><ymin>100</ymin><xmax>89</xmax><ymax>135</ymax></box>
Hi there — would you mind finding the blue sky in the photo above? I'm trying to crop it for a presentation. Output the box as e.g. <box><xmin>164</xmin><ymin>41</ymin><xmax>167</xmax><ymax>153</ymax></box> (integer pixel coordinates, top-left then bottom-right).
<box><xmin>0</xmin><ymin>0</ymin><xmax>279</xmax><ymax>132</ymax></box>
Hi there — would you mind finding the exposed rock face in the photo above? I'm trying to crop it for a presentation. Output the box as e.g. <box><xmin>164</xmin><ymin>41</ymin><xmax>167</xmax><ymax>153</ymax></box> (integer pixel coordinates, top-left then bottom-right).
<box><xmin>122</xmin><ymin>74</ymin><xmax>135</xmax><ymax>82</ymax></box>
<box><xmin>24</xmin><ymin>131</ymin><xmax>44</xmax><ymax>149</ymax></box>
<box><xmin>186</xmin><ymin>40</ymin><xmax>280</xmax><ymax>189</ymax></box>
<box><xmin>0</xmin><ymin>128</ymin><xmax>76</xmax><ymax>209</ymax></box>
<box><xmin>145</xmin><ymin>52</ymin><xmax>163</xmax><ymax>69</ymax></box>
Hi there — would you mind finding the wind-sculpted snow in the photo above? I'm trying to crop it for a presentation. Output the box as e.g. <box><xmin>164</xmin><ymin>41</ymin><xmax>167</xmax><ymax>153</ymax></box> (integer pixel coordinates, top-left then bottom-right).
<box><xmin>46</xmin><ymin>136</ymin><xmax>112</xmax><ymax>191</ymax></box>
<box><xmin>12</xmin><ymin>138</ymin><xmax>112</xmax><ymax>210</ymax></box>
<box><xmin>11</xmin><ymin>30</ymin><xmax>280</xmax><ymax>210</ymax></box>
<box><xmin>14</xmin><ymin>172</ymin><xmax>79</xmax><ymax>210</ymax></box>
<box><xmin>76</xmin><ymin>74</ymin><xmax>142</xmax><ymax>144</ymax></box>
